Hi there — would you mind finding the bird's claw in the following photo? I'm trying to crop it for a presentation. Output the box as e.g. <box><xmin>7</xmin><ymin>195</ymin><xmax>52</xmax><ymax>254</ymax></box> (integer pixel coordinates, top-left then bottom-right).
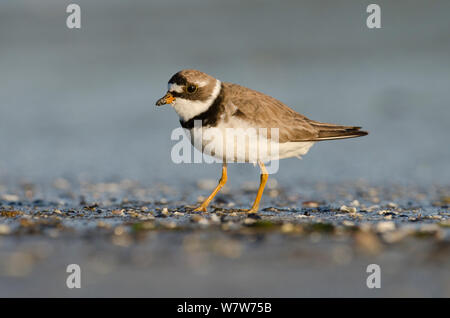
<box><xmin>193</xmin><ymin>206</ymin><xmax>207</xmax><ymax>212</ymax></box>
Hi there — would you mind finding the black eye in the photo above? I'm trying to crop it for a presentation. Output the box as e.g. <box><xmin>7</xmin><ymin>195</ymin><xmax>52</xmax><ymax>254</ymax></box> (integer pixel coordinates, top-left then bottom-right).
<box><xmin>186</xmin><ymin>84</ymin><xmax>197</xmax><ymax>94</ymax></box>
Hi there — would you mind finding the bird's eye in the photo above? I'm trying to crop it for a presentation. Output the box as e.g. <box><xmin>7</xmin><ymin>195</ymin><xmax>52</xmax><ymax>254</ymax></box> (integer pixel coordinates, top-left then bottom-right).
<box><xmin>186</xmin><ymin>84</ymin><xmax>197</xmax><ymax>94</ymax></box>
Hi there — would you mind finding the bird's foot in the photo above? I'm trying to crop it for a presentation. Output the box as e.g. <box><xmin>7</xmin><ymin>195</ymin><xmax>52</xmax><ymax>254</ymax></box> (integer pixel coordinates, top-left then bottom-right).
<box><xmin>241</xmin><ymin>207</ymin><xmax>259</xmax><ymax>214</ymax></box>
<box><xmin>193</xmin><ymin>205</ymin><xmax>208</xmax><ymax>212</ymax></box>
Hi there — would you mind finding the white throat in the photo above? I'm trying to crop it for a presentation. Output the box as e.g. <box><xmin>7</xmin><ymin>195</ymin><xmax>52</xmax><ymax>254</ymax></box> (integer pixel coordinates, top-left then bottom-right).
<box><xmin>172</xmin><ymin>80</ymin><xmax>221</xmax><ymax>122</ymax></box>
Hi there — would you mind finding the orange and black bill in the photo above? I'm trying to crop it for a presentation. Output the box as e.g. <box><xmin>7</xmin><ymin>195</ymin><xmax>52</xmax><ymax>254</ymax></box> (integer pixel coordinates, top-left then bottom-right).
<box><xmin>155</xmin><ymin>92</ymin><xmax>175</xmax><ymax>106</ymax></box>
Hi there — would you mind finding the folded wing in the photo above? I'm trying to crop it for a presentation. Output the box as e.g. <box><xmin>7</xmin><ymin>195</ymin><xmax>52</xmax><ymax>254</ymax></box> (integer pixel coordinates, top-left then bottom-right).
<box><xmin>224</xmin><ymin>82</ymin><xmax>368</xmax><ymax>143</ymax></box>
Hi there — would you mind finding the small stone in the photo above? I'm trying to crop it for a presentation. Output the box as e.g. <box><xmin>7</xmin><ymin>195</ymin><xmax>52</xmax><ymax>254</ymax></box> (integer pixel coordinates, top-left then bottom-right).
<box><xmin>127</xmin><ymin>211</ymin><xmax>140</xmax><ymax>218</ymax></box>
<box><xmin>367</xmin><ymin>205</ymin><xmax>380</xmax><ymax>212</ymax></box>
<box><xmin>173</xmin><ymin>212</ymin><xmax>184</xmax><ymax>216</ymax></box>
<box><xmin>161</xmin><ymin>208</ymin><xmax>169</xmax><ymax>215</ymax></box>
<box><xmin>112</xmin><ymin>209</ymin><xmax>125</xmax><ymax>216</ymax></box>
<box><xmin>340</xmin><ymin>205</ymin><xmax>357</xmax><ymax>213</ymax></box>
<box><xmin>350</xmin><ymin>200</ymin><xmax>360</xmax><ymax>207</ymax></box>
<box><xmin>387</xmin><ymin>202</ymin><xmax>398</xmax><ymax>209</ymax></box>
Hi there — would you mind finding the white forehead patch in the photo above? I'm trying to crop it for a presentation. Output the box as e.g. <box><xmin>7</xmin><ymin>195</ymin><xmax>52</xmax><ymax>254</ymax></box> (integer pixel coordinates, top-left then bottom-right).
<box><xmin>168</xmin><ymin>83</ymin><xmax>184</xmax><ymax>93</ymax></box>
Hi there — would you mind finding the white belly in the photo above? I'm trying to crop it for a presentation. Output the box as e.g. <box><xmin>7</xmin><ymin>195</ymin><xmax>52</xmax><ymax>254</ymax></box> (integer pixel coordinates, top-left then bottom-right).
<box><xmin>188</xmin><ymin>125</ymin><xmax>314</xmax><ymax>163</ymax></box>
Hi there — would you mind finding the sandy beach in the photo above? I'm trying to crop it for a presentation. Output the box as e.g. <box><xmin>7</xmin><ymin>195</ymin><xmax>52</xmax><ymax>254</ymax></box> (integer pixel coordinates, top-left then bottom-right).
<box><xmin>0</xmin><ymin>179</ymin><xmax>449</xmax><ymax>297</ymax></box>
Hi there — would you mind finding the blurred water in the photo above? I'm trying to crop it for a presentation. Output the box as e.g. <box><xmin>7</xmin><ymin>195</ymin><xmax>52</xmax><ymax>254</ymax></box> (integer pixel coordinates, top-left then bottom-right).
<box><xmin>1</xmin><ymin>0</ymin><xmax>449</xmax><ymax>187</ymax></box>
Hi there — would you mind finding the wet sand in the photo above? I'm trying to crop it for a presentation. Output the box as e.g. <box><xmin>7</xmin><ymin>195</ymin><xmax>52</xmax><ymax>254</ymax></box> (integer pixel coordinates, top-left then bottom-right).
<box><xmin>0</xmin><ymin>179</ymin><xmax>449</xmax><ymax>297</ymax></box>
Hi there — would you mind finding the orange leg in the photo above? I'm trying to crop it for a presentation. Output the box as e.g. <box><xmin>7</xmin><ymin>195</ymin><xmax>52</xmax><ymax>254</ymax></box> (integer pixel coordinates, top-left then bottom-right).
<box><xmin>194</xmin><ymin>163</ymin><xmax>227</xmax><ymax>212</ymax></box>
<box><xmin>247</xmin><ymin>161</ymin><xmax>268</xmax><ymax>213</ymax></box>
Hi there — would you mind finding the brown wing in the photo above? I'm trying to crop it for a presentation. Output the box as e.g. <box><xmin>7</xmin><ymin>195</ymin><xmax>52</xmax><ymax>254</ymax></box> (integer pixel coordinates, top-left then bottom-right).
<box><xmin>223</xmin><ymin>82</ymin><xmax>368</xmax><ymax>143</ymax></box>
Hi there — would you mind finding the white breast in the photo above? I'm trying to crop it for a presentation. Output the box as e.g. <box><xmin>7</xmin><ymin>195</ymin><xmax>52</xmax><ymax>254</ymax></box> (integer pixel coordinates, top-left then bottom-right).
<box><xmin>188</xmin><ymin>118</ymin><xmax>315</xmax><ymax>163</ymax></box>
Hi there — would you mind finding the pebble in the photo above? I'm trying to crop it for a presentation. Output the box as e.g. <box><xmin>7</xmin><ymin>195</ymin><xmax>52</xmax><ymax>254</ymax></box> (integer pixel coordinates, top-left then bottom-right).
<box><xmin>340</xmin><ymin>205</ymin><xmax>357</xmax><ymax>213</ymax></box>
<box><xmin>112</xmin><ymin>209</ymin><xmax>125</xmax><ymax>216</ymax></box>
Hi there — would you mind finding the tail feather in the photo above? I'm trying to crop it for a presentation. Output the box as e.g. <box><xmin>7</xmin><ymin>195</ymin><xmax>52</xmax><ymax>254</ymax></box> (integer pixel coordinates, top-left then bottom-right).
<box><xmin>310</xmin><ymin>121</ymin><xmax>368</xmax><ymax>141</ymax></box>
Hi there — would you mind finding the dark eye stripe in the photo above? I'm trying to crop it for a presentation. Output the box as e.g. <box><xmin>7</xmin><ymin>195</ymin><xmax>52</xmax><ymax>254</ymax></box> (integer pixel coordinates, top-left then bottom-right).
<box><xmin>170</xmin><ymin>91</ymin><xmax>184</xmax><ymax>98</ymax></box>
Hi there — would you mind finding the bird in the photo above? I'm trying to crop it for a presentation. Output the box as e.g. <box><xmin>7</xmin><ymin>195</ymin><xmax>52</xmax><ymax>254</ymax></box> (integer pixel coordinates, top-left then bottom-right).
<box><xmin>156</xmin><ymin>69</ymin><xmax>368</xmax><ymax>213</ymax></box>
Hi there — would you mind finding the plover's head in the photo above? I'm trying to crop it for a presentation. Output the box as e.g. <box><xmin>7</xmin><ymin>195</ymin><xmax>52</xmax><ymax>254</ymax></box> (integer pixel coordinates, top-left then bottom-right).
<box><xmin>156</xmin><ymin>69</ymin><xmax>221</xmax><ymax>122</ymax></box>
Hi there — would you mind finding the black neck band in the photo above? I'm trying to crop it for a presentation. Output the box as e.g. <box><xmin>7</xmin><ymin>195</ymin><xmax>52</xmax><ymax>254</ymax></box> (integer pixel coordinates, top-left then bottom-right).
<box><xmin>180</xmin><ymin>84</ymin><xmax>224</xmax><ymax>129</ymax></box>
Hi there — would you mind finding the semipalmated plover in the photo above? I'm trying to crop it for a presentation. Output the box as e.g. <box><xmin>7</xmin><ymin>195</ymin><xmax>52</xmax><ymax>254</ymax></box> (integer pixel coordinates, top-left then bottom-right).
<box><xmin>156</xmin><ymin>69</ymin><xmax>368</xmax><ymax>213</ymax></box>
